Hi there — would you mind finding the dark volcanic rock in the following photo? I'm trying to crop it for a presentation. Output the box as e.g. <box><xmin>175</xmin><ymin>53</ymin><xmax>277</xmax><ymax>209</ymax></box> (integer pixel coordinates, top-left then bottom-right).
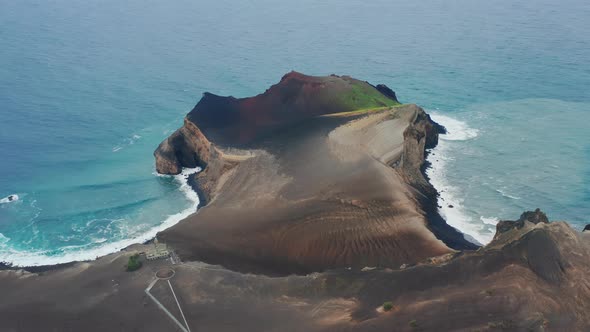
<box><xmin>429</xmin><ymin>114</ymin><xmax>447</xmax><ymax>135</ymax></box>
<box><xmin>374</xmin><ymin>83</ymin><xmax>398</xmax><ymax>102</ymax></box>
<box><xmin>584</xmin><ymin>224</ymin><xmax>590</xmax><ymax>232</ymax></box>
<box><xmin>519</xmin><ymin>208</ymin><xmax>549</xmax><ymax>224</ymax></box>
<box><xmin>154</xmin><ymin>118</ymin><xmax>215</xmax><ymax>174</ymax></box>
<box><xmin>496</xmin><ymin>208</ymin><xmax>549</xmax><ymax>236</ymax></box>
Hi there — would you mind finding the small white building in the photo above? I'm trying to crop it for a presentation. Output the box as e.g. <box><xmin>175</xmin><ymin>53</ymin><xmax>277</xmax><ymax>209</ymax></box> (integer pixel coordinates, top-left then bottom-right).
<box><xmin>145</xmin><ymin>238</ymin><xmax>171</xmax><ymax>261</ymax></box>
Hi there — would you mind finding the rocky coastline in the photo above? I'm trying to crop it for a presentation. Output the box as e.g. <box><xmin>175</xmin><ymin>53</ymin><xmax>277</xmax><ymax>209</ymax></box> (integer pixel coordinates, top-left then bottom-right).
<box><xmin>2</xmin><ymin>72</ymin><xmax>590</xmax><ymax>331</ymax></box>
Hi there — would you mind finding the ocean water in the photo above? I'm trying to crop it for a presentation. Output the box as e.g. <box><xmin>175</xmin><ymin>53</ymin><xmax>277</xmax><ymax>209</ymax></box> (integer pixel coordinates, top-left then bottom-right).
<box><xmin>1</xmin><ymin>0</ymin><xmax>589</xmax><ymax>265</ymax></box>
<box><xmin>428</xmin><ymin>99</ymin><xmax>590</xmax><ymax>244</ymax></box>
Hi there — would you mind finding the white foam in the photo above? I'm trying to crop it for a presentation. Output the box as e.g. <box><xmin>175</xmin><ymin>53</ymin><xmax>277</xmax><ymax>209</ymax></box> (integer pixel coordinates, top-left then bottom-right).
<box><xmin>495</xmin><ymin>189</ymin><xmax>521</xmax><ymax>200</ymax></box>
<box><xmin>480</xmin><ymin>216</ymin><xmax>499</xmax><ymax>225</ymax></box>
<box><xmin>0</xmin><ymin>194</ymin><xmax>19</xmax><ymax>204</ymax></box>
<box><xmin>1</xmin><ymin>167</ymin><xmax>201</xmax><ymax>267</ymax></box>
<box><xmin>0</xmin><ymin>233</ymin><xmax>10</xmax><ymax>244</ymax></box>
<box><xmin>112</xmin><ymin>133</ymin><xmax>142</xmax><ymax>152</ymax></box>
<box><xmin>426</xmin><ymin>112</ymin><xmax>495</xmax><ymax>245</ymax></box>
<box><xmin>432</xmin><ymin>113</ymin><xmax>479</xmax><ymax>141</ymax></box>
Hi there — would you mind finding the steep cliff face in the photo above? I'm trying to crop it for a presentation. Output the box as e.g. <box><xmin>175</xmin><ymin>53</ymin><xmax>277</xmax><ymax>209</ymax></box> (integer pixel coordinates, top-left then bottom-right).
<box><xmin>397</xmin><ymin>106</ymin><xmax>477</xmax><ymax>250</ymax></box>
<box><xmin>399</xmin><ymin>106</ymin><xmax>440</xmax><ymax>197</ymax></box>
<box><xmin>154</xmin><ymin>118</ymin><xmax>215</xmax><ymax>174</ymax></box>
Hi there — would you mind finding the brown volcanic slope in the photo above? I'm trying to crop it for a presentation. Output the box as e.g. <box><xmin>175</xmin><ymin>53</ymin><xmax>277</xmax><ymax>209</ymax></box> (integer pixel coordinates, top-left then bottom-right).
<box><xmin>155</xmin><ymin>72</ymin><xmax>475</xmax><ymax>274</ymax></box>
<box><xmin>1</xmin><ymin>211</ymin><xmax>589</xmax><ymax>332</ymax></box>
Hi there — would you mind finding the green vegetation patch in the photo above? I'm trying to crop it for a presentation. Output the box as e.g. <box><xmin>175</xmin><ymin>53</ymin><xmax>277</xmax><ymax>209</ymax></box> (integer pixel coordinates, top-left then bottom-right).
<box><xmin>382</xmin><ymin>301</ymin><xmax>393</xmax><ymax>311</ymax></box>
<box><xmin>323</xmin><ymin>81</ymin><xmax>402</xmax><ymax>117</ymax></box>
<box><xmin>126</xmin><ymin>254</ymin><xmax>142</xmax><ymax>272</ymax></box>
<box><xmin>347</xmin><ymin>82</ymin><xmax>398</xmax><ymax>108</ymax></box>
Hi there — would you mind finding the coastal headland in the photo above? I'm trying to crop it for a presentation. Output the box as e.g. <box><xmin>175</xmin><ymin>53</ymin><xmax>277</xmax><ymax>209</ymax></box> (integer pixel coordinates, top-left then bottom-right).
<box><xmin>154</xmin><ymin>71</ymin><xmax>475</xmax><ymax>274</ymax></box>
<box><xmin>1</xmin><ymin>72</ymin><xmax>589</xmax><ymax>331</ymax></box>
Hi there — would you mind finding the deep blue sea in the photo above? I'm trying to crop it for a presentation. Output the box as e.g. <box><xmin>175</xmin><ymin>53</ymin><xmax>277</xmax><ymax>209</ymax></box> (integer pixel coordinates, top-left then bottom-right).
<box><xmin>1</xmin><ymin>0</ymin><xmax>589</xmax><ymax>265</ymax></box>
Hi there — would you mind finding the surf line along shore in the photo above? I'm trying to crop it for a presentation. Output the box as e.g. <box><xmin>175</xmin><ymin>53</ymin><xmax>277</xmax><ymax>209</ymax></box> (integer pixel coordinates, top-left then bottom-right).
<box><xmin>0</xmin><ymin>165</ymin><xmax>201</xmax><ymax>268</ymax></box>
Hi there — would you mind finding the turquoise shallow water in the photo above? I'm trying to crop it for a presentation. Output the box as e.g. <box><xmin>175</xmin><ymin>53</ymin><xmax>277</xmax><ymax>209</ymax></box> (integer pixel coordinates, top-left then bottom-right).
<box><xmin>0</xmin><ymin>0</ymin><xmax>589</xmax><ymax>265</ymax></box>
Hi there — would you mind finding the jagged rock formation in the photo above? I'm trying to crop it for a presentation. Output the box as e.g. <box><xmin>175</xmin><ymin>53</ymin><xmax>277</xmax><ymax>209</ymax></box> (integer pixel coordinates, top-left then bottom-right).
<box><xmin>374</xmin><ymin>83</ymin><xmax>398</xmax><ymax>101</ymax></box>
<box><xmin>495</xmin><ymin>208</ymin><xmax>549</xmax><ymax>238</ymax></box>
<box><xmin>154</xmin><ymin>118</ymin><xmax>216</xmax><ymax>174</ymax></box>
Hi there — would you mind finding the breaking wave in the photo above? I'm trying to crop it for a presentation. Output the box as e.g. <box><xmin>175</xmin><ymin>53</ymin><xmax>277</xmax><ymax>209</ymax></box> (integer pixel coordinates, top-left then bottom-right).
<box><xmin>426</xmin><ymin>112</ymin><xmax>495</xmax><ymax>245</ymax></box>
<box><xmin>0</xmin><ymin>167</ymin><xmax>201</xmax><ymax>267</ymax></box>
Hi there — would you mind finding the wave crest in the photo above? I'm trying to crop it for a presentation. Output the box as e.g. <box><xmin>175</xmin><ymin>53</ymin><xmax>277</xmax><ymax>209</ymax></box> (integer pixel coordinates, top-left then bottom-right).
<box><xmin>430</xmin><ymin>113</ymin><xmax>479</xmax><ymax>141</ymax></box>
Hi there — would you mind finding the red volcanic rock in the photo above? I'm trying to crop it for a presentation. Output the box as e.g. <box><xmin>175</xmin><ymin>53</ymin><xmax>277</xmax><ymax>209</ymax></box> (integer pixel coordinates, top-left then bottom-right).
<box><xmin>155</xmin><ymin>72</ymin><xmax>399</xmax><ymax>174</ymax></box>
<box><xmin>185</xmin><ymin>71</ymin><xmax>398</xmax><ymax>145</ymax></box>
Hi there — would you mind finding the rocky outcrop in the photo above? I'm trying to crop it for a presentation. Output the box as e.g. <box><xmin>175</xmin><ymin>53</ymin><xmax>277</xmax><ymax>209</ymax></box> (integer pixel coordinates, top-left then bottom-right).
<box><xmin>495</xmin><ymin>208</ymin><xmax>549</xmax><ymax>237</ymax></box>
<box><xmin>154</xmin><ymin>118</ymin><xmax>216</xmax><ymax>175</ymax></box>
<box><xmin>519</xmin><ymin>208</ymin><xmax>550</xmax><ymax>224</ymax></box>
<box><xmin>374</xmin><ymin>83</ymin><xmax>398</xmax><ymax>102</ymax></box>
<box><xmin>584</xmin><ymin>224</ymin><xmax>590</xmax><ymax>232</ymax></box>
